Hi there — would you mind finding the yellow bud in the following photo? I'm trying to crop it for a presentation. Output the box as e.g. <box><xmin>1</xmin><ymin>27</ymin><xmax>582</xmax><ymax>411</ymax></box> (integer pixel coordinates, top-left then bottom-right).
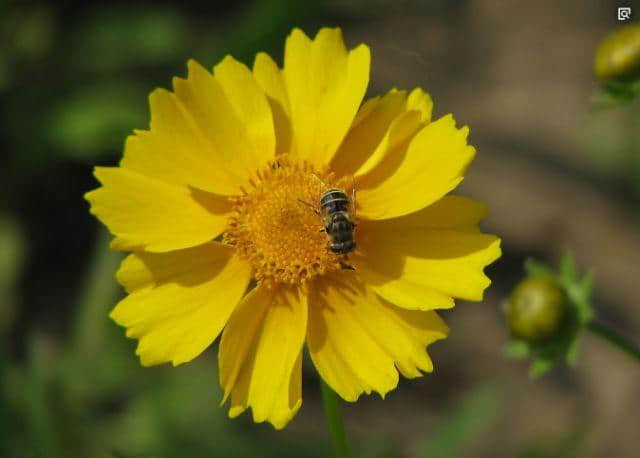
<box><xmin>594</xmin><ymin>25</ymin><xmax>640</xmax><ymax>81</ymax></box>
<box><xmin>506</xmin><ymin>277</ymin><xmax>566</xmax><ymax>341</ymax></box>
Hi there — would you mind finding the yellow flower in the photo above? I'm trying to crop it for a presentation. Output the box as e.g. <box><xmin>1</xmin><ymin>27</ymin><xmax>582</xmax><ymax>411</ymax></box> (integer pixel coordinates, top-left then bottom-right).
<box><xmin>85</xmin><ymin>27</ymin><xmax>501</xmax><ymax>429</ymax></box>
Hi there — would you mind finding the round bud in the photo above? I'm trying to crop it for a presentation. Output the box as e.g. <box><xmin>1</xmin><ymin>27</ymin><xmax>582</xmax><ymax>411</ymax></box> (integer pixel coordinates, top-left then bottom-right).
<box><xmin>594</xmin><ymin>25</ymin><xmax>640</xmax><ymax>82</ymax></box>
<box><xmin>506</xmin><ymin>276</ymin><xmax>566</xmax><ymax>341</ymax></box>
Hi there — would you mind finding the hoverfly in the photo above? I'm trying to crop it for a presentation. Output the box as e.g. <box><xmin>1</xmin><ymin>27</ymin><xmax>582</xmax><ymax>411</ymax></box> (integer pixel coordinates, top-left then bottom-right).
<box><xmin>318</xmin><ymin>187</ymin><xmax>356</xmax><ymax>255</ymax></box>
<box><xmin>298</xmin><ymin>175</ymin><xmax>357</xmax><ymax>259</ymax></box>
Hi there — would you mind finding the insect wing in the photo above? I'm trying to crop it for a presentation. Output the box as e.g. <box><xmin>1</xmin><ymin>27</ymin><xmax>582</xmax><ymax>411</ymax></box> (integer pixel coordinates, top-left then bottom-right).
<box><xmin>349</xmin><ymin>175</ymin><xmax>357</xmax><ymax>223</ymax></box>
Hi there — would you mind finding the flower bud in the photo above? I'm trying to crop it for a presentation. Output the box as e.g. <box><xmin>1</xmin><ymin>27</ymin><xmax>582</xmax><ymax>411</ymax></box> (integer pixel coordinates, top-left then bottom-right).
<box><xmin>594</xmin><ymin>25</ymin><xmax>640</xmax><ymax>82</ymax></box>
<box><xmin>506</xmin><ymin>276</ymin><xmax>566</xmax><ymax>341</ymax></box>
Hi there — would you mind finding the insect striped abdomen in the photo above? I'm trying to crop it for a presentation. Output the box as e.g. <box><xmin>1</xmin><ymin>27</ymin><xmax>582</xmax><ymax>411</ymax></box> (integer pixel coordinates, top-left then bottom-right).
<box><xmin>320</xmin><ymin>188</ymin><xmax>356</xmax><ymax>255</ymax></box>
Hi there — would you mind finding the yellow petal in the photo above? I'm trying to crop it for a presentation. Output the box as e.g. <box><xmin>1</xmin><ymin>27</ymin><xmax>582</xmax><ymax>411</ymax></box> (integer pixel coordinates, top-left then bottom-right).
<box><xmin>284</xmin><ymin>27</ymin><xmax>370</xmax><ymax>167</ymax></box>
<box><xmin>219</xmin><ymin>285</ymin><xmax>307</xmax><ymax>429</ymax></box>
<box><xmin>170</xmin><ymin>59</ymin><xmax>275</xmax><ymax>189</ymax></box>
<box><xmin>330</xmin><ymin>89</ymin><xmax>407</xmax><ymax>177</ymax></box>
<box><xmin>357</xmin><ymin>114</ymin><xmax>475</xmax><ymax>220</ymax></box>
<box><xmin>366</xmin><ymin>195</ymin><xmax>488</xmax><ymax>233</ymax></box>
<box><xmin>406</xmin><ymin>87</ymin><xmax>434</xmax><ymax>122</ymax></box>
<box><xmin>355</xmin><ymin>110</ymin><xmax>422</xmax><ymax>178</ymax></box>
<box><xmin>307</xmin><ymin>274</ymin><xmax>449</xmax><ymax>402</ymax></box>
<box><xmin>214</xmin><ymin>55</ymin><xmax>276</xmax><ymax>161</ymax></box>
<box><xmin>331</xmin><ymin>88</ymin><xmax>433</xmax><ymax>178</ymax></box>
<box><xmin>351</xmin><ymin>95</ymin><xmax>381</xmax><ymax>128</ymax></box>
<box><xmin>110</xmin><ymin>244</ymin><xmax>250</xmax><ymax>367</ymax></box>
<box><xmin>120</xmin><ymin>88</ymin><xmax>241</xmax><ymax>195</ymax></box>
<box><xmin>253</xmin><ymin>52</ymin><xmax>292</xmax><ymax>155</ymax></box>
<box><xmin>352</xmin><ymin>205</ymin><xmax>502</xmax><ymax>310</ymax></box>
<box><xmin>86</xmin><ymin>167</ymin><xmax>230</xmax><ymax>252</ymax></box>
<box><xmin>356</xmin><ymin>264</ymin><xmax>457</xmax><ymax>311</ymax></box>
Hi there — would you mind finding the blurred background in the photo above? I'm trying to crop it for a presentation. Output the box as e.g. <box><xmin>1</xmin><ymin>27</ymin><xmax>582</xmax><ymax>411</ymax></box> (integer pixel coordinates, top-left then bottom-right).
<box><xmin>2</xmin><ymin>0</ymin><xmax>639</xmax><ymax>457</ymax></box>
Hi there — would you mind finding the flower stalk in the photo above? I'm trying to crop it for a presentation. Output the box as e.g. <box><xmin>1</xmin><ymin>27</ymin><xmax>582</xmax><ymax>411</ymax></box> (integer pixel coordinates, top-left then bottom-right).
<box><xmin>586</xmin><ymin>321</ymin><xmax>640</xmax><ymax>363</ymax></box>
<box><xmin>321</xmin><ymin>381</ymin><xmax>350</xmax><ymax>458</ymax></box>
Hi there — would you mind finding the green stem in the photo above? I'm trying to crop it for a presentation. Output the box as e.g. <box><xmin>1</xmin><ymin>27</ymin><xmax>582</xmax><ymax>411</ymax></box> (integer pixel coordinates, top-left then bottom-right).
<box><xmin>586</xmin><ymin>321</ymin><xmax>640</xmax><ymax>363</ymax></box>
<box><xmin>320</xmin><ymin>381</ymin><xmax>350</xmax><ymax>458</ymax></box>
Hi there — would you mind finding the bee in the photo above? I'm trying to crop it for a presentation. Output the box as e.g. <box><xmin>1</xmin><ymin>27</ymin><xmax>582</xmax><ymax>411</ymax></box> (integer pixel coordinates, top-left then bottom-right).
<box><xmin>299</xmin><ymin>176</ymin><xmax>357</xmax><ymax>257</ymax></box>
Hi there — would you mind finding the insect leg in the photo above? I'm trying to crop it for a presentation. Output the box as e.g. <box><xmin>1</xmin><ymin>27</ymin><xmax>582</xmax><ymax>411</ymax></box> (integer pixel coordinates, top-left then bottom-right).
<box><xmin>339</xmin><ymin>260</ymin><xmax>356</xmax><ymax>271</ymax></box>
<box><xmin>297</xmin><ymin>198</ymin><xmax>320</xmax><ymax>216</ymax></box>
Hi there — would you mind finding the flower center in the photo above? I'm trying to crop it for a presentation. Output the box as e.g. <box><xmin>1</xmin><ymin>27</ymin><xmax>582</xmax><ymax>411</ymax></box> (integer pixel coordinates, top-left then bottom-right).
<box><xmin>225</xmin><ymin>156</ymin><xmax>344</xmax><ymax>286</ymax></box>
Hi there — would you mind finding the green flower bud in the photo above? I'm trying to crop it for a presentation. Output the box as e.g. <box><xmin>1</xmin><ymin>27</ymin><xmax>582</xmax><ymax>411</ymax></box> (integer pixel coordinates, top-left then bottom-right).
<box><xmin>594</xmin><ymin>25</ymin><xmax>640</xmax><ymax>82</ymax></box>
<box><xmin>506</xmin><ymin>276</ymin><xmax>566</xmax><ymax>341</ymax></box>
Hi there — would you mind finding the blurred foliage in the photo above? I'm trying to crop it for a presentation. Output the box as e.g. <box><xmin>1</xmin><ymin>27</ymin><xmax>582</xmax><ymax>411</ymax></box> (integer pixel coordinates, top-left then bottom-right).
<box><xmin>517</xmin><ymin>422</ymin><xmax>590</xmax><ymax>458</ymax></box>
<box><xmin>504</xmin><ymin>253</ymin><xmax>594</xmax><ymax>378</ymax></box>
<box><xmin>44</xmin><ymin>82</ymin><xmax>149</xmax><ymax>159</ymax></box>
<box><xmin>418</xmin><ymin>381</ymin><xmax>504</xmax><ymax>458</ymax></box>
<box><xmin>583</xmin><ymin>102</ymin><xmax>640</xmax><ymax>177</ymax></box>
<box><xmin>71</xmin><ymin>8</ymin><xmax>190</xmax><ymax>73</ymax></box>
<box><xmin>582</xmin><ymin>99</ymin><xmax>640</xmax><ymax>228</ymax></box>
<box><xmin>2</xmin><ymin>0</ymin><xmax>321</xmax><ymax>172</ymax></box>
<box><xmin>0</xmin><ymin>217</ymin><xmax>26</xmax><ymax>332</ymax></box>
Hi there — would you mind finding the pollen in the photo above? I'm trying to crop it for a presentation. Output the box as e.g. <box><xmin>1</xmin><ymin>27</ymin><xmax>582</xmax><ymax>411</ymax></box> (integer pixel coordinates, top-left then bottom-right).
<box><xmin>225</xmin><ymin>156</ymin><xmax>343</xmax><ymax>287</ymax></box>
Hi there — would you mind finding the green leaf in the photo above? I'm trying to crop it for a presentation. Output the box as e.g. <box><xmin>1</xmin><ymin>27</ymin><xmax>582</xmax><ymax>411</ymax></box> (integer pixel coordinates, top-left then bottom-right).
<box><xmin>558</xmin><ymin>252</ymin><xmax>577</xmax><ymax>284</ymax></box>
<box><xmin>579</xmin><ymin>271</ymin><xmax>595</xmax><ymax>299</ymax></box>
<box><xmin>529</xmin><ymin>358</ymin><xmax>554</xmax><ymax>378</ymax></box>
<box><xmin>503</xmin><ymin>340</ymin><xmax>531</xmax><ymax>359</ymax></box>
<box><xmin>524</xmin><ymin>258</ymin><xmax>553</xmax><ymax>278</ymax></box>
<box><xmin>592</xmin><ymin>79</ymin><xmax>640</xmax><ymax>110</ymax></box>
